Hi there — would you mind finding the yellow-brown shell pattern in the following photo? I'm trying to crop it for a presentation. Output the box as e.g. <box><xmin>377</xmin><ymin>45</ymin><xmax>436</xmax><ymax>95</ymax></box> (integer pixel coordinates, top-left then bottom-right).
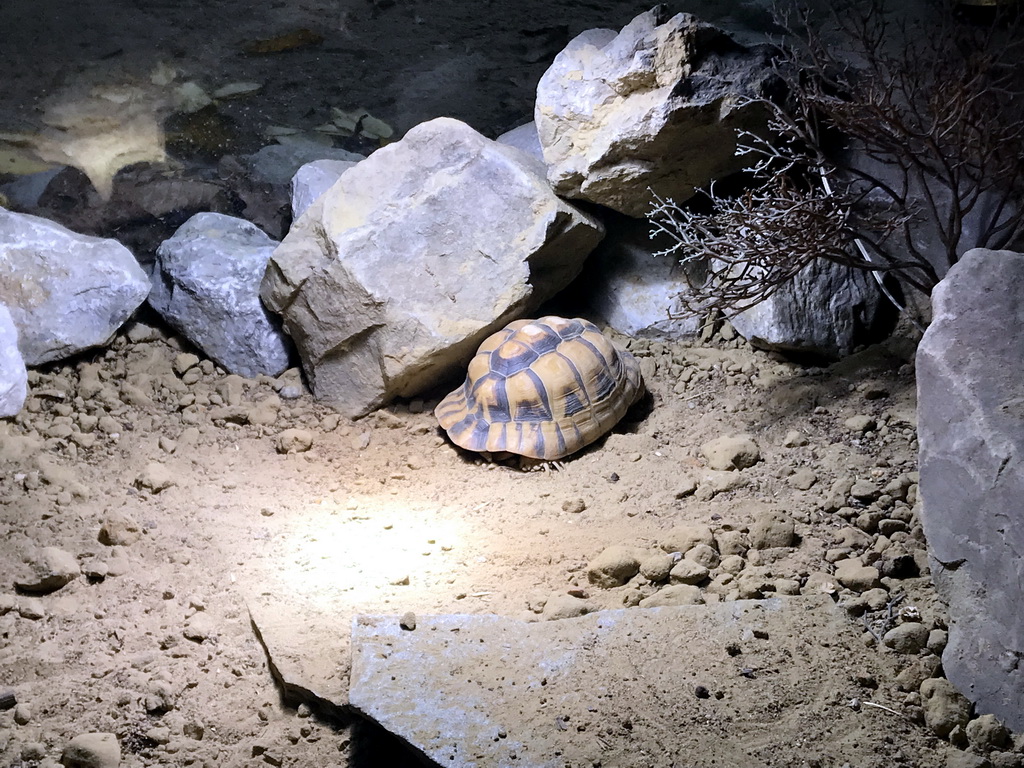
<box><xmin>435</xmin><ymin>316</ymin><xmax>644</xmax><ymax>460</ymax></box>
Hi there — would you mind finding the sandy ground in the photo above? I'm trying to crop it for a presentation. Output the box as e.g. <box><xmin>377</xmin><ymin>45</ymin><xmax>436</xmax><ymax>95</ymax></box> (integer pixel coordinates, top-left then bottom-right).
<box><xmin>0</xmin><ymin>318</ymin><xmax>960</xmax><ymax>767</ymax></box>
<box><xmin>0</xmin><ymin>1</ymin><xmax>1012</xmax><ymax>766</ymax></box>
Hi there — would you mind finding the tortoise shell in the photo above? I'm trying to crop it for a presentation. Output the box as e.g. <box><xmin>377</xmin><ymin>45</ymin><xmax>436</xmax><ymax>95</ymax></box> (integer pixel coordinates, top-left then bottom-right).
<box><xmin>435</xmin><ymin>316</ymin><xmax>644</xmax><ymax>461</ymax></box>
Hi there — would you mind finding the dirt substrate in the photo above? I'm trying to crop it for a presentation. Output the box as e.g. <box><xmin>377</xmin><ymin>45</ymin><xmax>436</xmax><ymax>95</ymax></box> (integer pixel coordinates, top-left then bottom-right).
<box><xmin>2</xmin><ymin>317</ymin><xmax>1006</xmax><ymax>768</ymax></box>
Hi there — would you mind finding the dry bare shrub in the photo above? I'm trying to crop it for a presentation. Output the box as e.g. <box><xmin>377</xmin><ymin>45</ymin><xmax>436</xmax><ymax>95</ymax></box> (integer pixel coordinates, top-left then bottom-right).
<box><xmin>649</xmin><ymin>0</ymin><xmax>1024</xmax><ymax>318</ymax></box>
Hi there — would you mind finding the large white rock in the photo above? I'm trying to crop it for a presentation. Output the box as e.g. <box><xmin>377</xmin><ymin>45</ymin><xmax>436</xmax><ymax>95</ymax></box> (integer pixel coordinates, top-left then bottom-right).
<box><xmin>0</xmin><ymin>304</ymin><xmax>27</xmax><ymax>418</ymax></box>
<box><xmin>917</xmin><ymin>248</ymin><xmax>1024</xmax><ymax>731</ymax></box>
<box><xmin>0</xmin><ymin>208</ymin><xmax>149</xmax><ymax>365</ymax></box>
<box><xmin>151</xmin><ymin>213</ymin><xmax>292</xmax><ymax>378</ymax></box>
<box><xmin>261</xmin><ymin>117</ymin><xmax>604</xmax><ymax>416</ymax></box>
<box><xmin>728</xmin><ymin>259</ymin><xmax>892</xmax><ymax>360</ymax></box>
<box><xmin>535</xmin><ymin>7</ymin><xmax>778</xmax><ymax>218</ymax></box>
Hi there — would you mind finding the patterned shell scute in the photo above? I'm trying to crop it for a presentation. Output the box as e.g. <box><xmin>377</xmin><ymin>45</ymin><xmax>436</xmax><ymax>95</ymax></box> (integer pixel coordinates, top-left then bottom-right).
<box><xmin>435</xmin><ymin>316</ymin><xmax>644</xmax><ymax>460</ymax></box>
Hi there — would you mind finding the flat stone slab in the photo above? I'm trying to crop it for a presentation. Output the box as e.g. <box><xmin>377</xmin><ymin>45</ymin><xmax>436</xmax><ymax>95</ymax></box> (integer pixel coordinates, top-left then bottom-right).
<box><xmin>246</xmin><ymin>594</ymin><xmax>349</xmax><ymax>716</ymax></box>
<box><xmin>349</xmin><ymin>596</ymin><xmax>903</xmax><ymax>767</ymax></box>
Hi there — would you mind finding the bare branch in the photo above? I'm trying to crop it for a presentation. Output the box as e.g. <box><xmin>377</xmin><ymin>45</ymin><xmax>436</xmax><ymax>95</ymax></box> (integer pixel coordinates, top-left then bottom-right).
<box><xmin>648</xmin><ymin>0</ymin><xmax>1024</xmax><ymax>320</ymax></box>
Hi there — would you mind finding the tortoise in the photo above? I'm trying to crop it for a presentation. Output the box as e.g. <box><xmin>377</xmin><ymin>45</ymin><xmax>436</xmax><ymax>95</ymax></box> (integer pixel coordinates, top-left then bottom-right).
<box><xmin>435</xmin><ymin>316</ymin><xmax>645</xmax><ymax>461</ymax></box>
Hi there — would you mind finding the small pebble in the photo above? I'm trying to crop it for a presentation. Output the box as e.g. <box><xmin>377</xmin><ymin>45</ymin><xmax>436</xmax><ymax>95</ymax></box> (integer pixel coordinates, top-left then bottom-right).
<box><xmin>788</xmin><ymin>468</ymin><xmax>817</xmax><ymax>490</ymax></box>
<box><xmin>883</xmin><ymin>622</ymin><xmax>930</xmax><ymax>654</ymax></box>
<box><xmin>173</xmin><ymin>353</ymin><xmax>200</xmax><ymax>376</ymax></box>
<box><xmin>400</xmin><ymin>612</ymin><xmax>417</xmax><ymax>631</ymax></box>
<box><xmin>844</xmin><ymin>415</ymin><xmax>877</xmax><ymax>433</ymax></box>
<box><xmin>561</xmin><ymin>498</ymin><xmax>587</xmax><ymax>514</ymax></box>
<box><xmin>279</xmin><ymin>385</ymin><xmax>303</xmax><ymax>400</ymax></box>
<box><xmin>13</xmin><ymin>703</ymin><xmax>31</xmax><ymax>725</ymax></box>
<box><xmin>17</xmin><ymin>598</ymin><xmax>45</xmax><ymax>620</ymax></box>
<box><xmin>276</xmin><ymin>429</ymin><xmax>314</xmax><ymax>454</ymax></box>
<box><xmin>61</xmin><ymin>732</ymin><xmax>121</xmax><ymax>768</ymax></box>
<box><xmin>782</xmin><ymin>430</ymin><xmax>808</xmax><ymax>447</ymax></box>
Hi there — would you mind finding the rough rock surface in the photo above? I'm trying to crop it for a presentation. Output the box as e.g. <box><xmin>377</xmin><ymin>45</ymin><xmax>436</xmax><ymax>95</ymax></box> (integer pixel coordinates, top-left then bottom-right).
<box><xmin>261</xmin><ymin>117</ymin><xmax>604</xmax><ymax>416</ymax></box>
<box><xmin>585</xmin><ymin>213</ymin><xmax>702</xmax><ymax>338</ymax></box>
<box><xmin>728</xmin><ymin>259</ymin><xmax>891</xmax><ymax>360</ymax></box>
<box><xmin>247</xmin><ymin>596</ymin><xmax>349</xmax><ymax>714</ymax></box>
<box><xmin>0</xmin><ymin>303</ymin><xmax>27</xmax><ymax>417</ymax></box>
<box><xmin>290</xmin><ymin>159</ymin><xmax>359</xmax><ymax>220</ymax></box>
<box><xmin>917</xmin><ymin>248</ymin><xmax>1024</xmax><ymax>730</ymax></box>
<box><xmin>495</xmin><ymin>122</ymin><xmax>544</xmax><ymax>162</ymax></box>
<box><xmin>920</xmin><ymin>678</ymin><xmax>973</xmax><ymax>739</ymax></box>
<box><xmin>0</xmin><ymin>208</ymin><xmax>149</xmax><ymax>365</ymax></box>
<box><xmin>150</xmin><ymin>212</ymin><xmax>292</xmax><ymax>378</ymax></box>
<box><xmin>701</xmin><ymin>433</ymin><xmax>760</xmax><ymax>471</ymax></box>
<box><xmin>350</xmin><ymin>597</ymin><xmax>908</xmax><ymax>768</ymax></box>
<box><xmin>14</xmin><ymin>546</ymin><xmax>80</xmax><ymax>594</ymax></box>
<box><xmin>534</xmin><ymin>7</ymin><xmax>777</xmax><ymax>217</ymax></box>
<box><xmin>60</xmin><ymin>732</ymin><xmax>121</xmax><ymax>768</ymax></box>
<box><xmin>244</xmin><ymin>142</ymin><xmax>364</xmax><ymax>187</ymax></box>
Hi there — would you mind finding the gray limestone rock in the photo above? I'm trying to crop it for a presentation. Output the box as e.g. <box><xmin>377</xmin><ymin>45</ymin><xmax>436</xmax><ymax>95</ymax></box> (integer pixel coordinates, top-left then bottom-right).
<box><xmin>917</xmin><ymin>248</ymin><xmax>1024</xmax><ymax>730</ymax></box>
<box><xmin>261</xmin><ymin>117</ymin><xmax>604</xmax><ymax>416</ymax></box>
<box><xmin>728</xmin><ymin>258</ymin><xmax>891</xmax><ymax>360</ymax></box>
<box><xmin>535</xmin><ymin>7</ymin><xmax>779</xmax><ymax>217</ymax></box>
<box><xmin>244</xmin><ymin>141</ymin><xmax>363</xmax><ymax>187</ymax></box>
<box><xmin>495</xmin><ymin>122</ymin><xmax>544</xmax><ymax>163</ymax></box>
<box><xmin>151</xmin><ymin>213</ymin><xmax>292</xmax><ymax>378</ymax></box>
<box><xmin>0</xmin><ymin>304</ymin><xmax>27</xmax><ymax>418</ymax></box>
<box><xmin>349</xmin><ymin>597</ymin><xmax>903</xmax><ymax>767</ymax></box>
<box><xmin>584</xmin><ymin>213</ymin><xmax>702</xmax><ymax>339</ymax></box>
<box><xmin>290</xmin><ymin>159</ymin><xmax>359</xmax><ymax>220</ymax></box>
<box><xmin>0</xmin><ymin>208</ymin><xmax>149</xmax><ymax>365</ymax></box>
<box><xmin>247</xmin><ymin>594</ymin><xmax>348</xmax><ymax>714</ymax></box>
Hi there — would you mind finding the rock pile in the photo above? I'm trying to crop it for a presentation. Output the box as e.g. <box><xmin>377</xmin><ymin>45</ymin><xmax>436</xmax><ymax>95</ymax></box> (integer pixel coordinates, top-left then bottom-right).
<box><xmin>0</xmin><ymin>8</ymin><xmax>890</xmax><ymax>425</ymax></box>
<box><xmin>261</xmin><ymin>117</ymin><xmax>604</xmax><ymax>416</ymax></box>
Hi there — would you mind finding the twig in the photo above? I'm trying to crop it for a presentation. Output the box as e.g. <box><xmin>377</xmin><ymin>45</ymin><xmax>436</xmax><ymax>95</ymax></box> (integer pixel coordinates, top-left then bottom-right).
<box><xmin>862</xmin><ymin>700</ymin><xmax>902</xmax><ymax>717</ymax></box>
<box><xmin>683</xmin><ymin>388</ymin><xmax>714</xmax><ymax>402</ymax></box>
<box><xmin>647</xmin><ymin>0</ymin><xmax>1024</xmax><ymax>319</ymax></box>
